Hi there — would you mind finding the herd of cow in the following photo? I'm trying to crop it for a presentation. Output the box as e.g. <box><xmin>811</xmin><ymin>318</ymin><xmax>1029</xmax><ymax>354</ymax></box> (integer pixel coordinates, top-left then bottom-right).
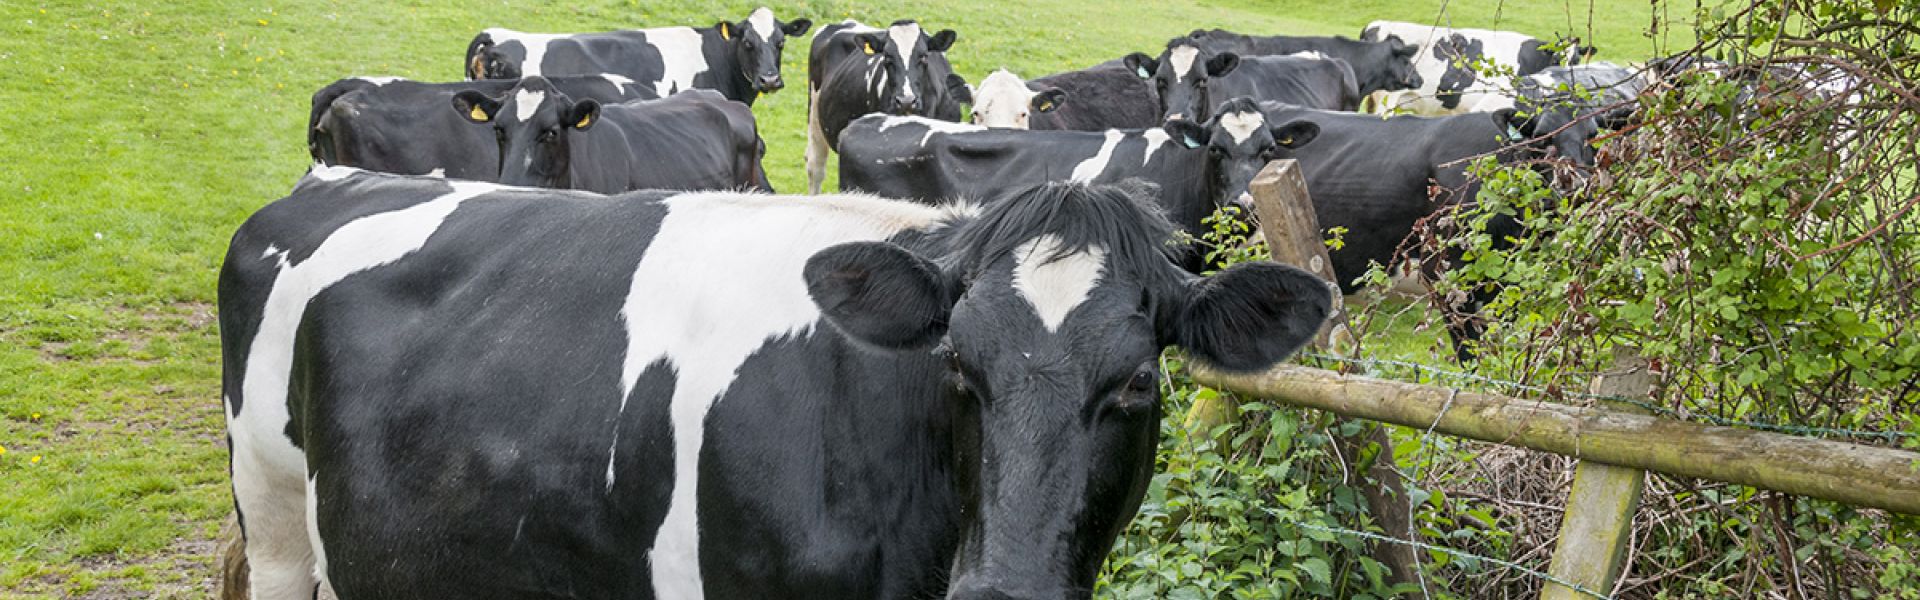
<box><xmin>229</xmin><ymin>8</ymin><xmax>1650</xmax><ymax>599</ymax></box>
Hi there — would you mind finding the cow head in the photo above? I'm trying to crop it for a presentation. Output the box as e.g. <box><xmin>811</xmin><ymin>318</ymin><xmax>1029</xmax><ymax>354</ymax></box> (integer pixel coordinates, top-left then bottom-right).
<box><xmin>954</xmin><ymin>69</ymin><xmax>1066</xmax><ymax>129</ymax></box>
<box><xmin>452</xmin><ymin>76</ymin><xmax>597</xmax><ymax>188</ymax></box>
<box><xmin>718</xmin><ymin>7</ymin><xmax>812</xmax><ymax>94</ymax></box>
<box><xmin>804</xmin><ymin>181</ymin><xmax>1330</xmax><ymax>600</ymax></box>
<box><xmin>1164</xmin><ymin>97</ymin><xmax>1320</xmax><ymax>214</ymax></box>
<box><xmin>1124</xmin><ymin>42</ymin><xmax>1239</xmax><ymax>123</ymax></box>
<box><xmin>1503</xmin><ymin>97</ymin><xmax>1599</xmax><ymax>168</ymax></box>
<box><xmin>466</xmin><ymin>30</ymin><xmax>522</xmax><ymax>80</ymax></box>
<box><xmin>854</xmin><ymin>20</ymin><xmax>959</xmax><ymax>117</ymax></box>
<box><xmin>1368</xmin><ymin>35</ymin><xmax>1424</xmax><ymax>94</ymax></box>
<box><xmin>1432</xmin><ymin>33</ymin><xmax>1486</xmax><ymax>110</ymax></box>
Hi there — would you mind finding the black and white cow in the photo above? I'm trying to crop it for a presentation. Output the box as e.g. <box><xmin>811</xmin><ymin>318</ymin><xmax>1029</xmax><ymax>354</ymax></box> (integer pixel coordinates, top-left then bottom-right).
<box><xmin>1124</xmin><ymin>42</ymin><xmax>1361</xmax><ymax>122</ymax></box>
<box><xmin>308</xmin><ymin>75</ymin><xmax>654</xmax><ymax>180</ymax></box>
<box><xmin>221</xmin><ymin>166</ymin><xmax>1330</xmax><ymax>599</ymax></box>
<box><xmin>837</xmin><ymin>97</ymin><xmax>1320</xmax><ymax>271</ymax></box>
<box><xmin>1257</xmin><ymin>101</ymin><xmax>1532</xmax><ymax>358</ymax></box>
<box><xmin>946</xmin><ymin>66</ymin><xmax>1161</xmax><ymax>131</ymax></box>
<box><xmin>805</xmin><ymin>19</ymin><xmax>962</xmax><ymax>194</ymax></box>
<box><xmin>465</xmin><ymin>7</ymin><xmax>811</xmax><ymax>105</ymax></box>
<box><xmin>1185</xmin><ymin>28</ymin><xmax>1424</xmax><ymax>96</ymax></box>
<box><xmin>1469</xmin><ymin>62</ymin><xmax>1647</xmax><ymax>166</ymax></box>
<box><xmin>1360</xmin><ymin>21</ymin><xmax>1592</xmax><ymax>115</ymax></box>
<box><xmin>452</xmin><ymin>77</ymin><xmax>769</xmax><ymax>193</ymax></box>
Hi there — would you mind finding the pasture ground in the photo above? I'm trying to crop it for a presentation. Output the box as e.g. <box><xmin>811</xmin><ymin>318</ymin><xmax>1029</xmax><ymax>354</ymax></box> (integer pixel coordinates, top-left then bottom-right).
<box><xmin>0</xmin><ymin>0</ymin><xmax>1666</xmax><ymax>596</ymax></box>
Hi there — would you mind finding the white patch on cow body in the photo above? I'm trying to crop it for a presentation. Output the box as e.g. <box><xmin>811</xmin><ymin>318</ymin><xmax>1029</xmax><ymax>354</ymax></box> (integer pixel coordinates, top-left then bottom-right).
<box><xmin>972</xmin><ymin>69</ymin><xmax>1038</xmax><ymax>128</ymax></box>
<box><xmin>888</xmin><ymin>22</ymin><xmax>922</xmax><ymax>102</ymax></box>
<box><xmin>356</xmin><ymin>76</ymin><xmax>404</xmax><ymax>86</ymax></box>
<box><xmin>601</xmin><ymin>73</ymin><xmax>637</xmax><ymax>93</ymax></box>
<box><xmin>878</xmin><ymin>115</ymin><xmax>985</xmax><ymax>145</ymax></box>
<box><xmin>1070</xmin><ymin>129</ymin><xmax>1126</xmax><ymax>182</ymax></box>
<box><xmin>1168</xmin><ymin>45</ymin><xmax>1200</xmax><ymax>83</ymax></box>
<box><xmin>423</xmin><ymin>168</ymin><xmax>446</xmax><ymax>178</ymax></box>
<box><xmin>484</xmin><ymin>29</ymin><xmax>565</xmax><ymax>77</ymax></box>
<box><xmin>1012</xmin><ymin>235</ymin><xmax>1107</xmax><ymax>332</ymax></box>
<box><xmin>304</xmin><ymin>473</ymin><xmax>331</xmax><ymax>591</ymax></box>
<box><xmin>1220</xmin><ymin>111</ymin><xmax>1265</xmax><ymax>144</ymax></box>
<box><xmin>645</xmin><ymin>27</ymin><xmax>710</xmax><ymax>97</ymax></box>
<box><xmin>1140</xmin><ymin>128</ymin><xmax>1172</xmax><ymax>165</ymax></box>
<box><xmin>619</xmin><ymin>192</ymin><xmax>955</xmax><ymax>600</ymax></box>
<box><xmin>513</xmin><ymin>89</ymin><xmax>546</xmax><ymax>122</ymax></box>
<box><xmin>747</xmin><ymin>7</ymin><xmax>776</xmax><ymax>40</ymax></box>
<box><xmin>1364</xmin><ymin>21</ymin><xmax>1540</xmax><ymax>115</ymax></box>
<box><xmin>307</xmin><ymin>164</ymin><xmax>360</xmax><ymax>181</ymax></box>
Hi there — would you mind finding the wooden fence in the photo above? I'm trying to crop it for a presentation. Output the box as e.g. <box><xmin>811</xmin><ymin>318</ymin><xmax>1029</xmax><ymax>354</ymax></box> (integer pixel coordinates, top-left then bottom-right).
<box><xmin>1198</xmin><ymin>160</ymin><xmax>1920</xmax><ymax>599</ymax></box>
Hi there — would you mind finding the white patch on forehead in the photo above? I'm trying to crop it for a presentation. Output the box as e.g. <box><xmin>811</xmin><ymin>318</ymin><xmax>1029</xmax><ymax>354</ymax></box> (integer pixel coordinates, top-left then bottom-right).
<box><xmin>646</xmin><ymin>27</ymin><xmax>711</xmax><ymax>97</ymax></box>
<box><xmin>1070</xmin><ymin>129</ymin><xmax>1125</xmax><ymax>182</ymax></box>
<box><xmin>888</xmin><ymin>22</ymin><xmax>922</xmax><ymax>97</ymax></box>
<box><xmin>356</xmin><ymin>76</ymin><xmax>404</xmax><ymax>86</ymax></box>
<box><xmin>878</xmin><ymin>115</ymin><xmax>985</xmax><ymax>145</ymax></box>
<box><xmin>1140</xmin><ymin>128</ymin><xmax>1172</xmax><ymax>165</ymax></box>
<box><xmin>1220</xmin><ymin>111</ymin><xmax>1264</xmax><ymax>144</ymax></box>
<box><xmin>513</xmin><ymin>89</ymin><xmax>546</xmax><ymax>122</ymax></box>
<box><xmin>620</xmin><ymin>191</ymin><xmax>950</xmax><ymax>600</ymax></box>
<box><xmin>1169</xmin><ymin>45</ymin><xmax>1200</xmax><ymax>83</ymax></box>
<box><xmin>747</xmin><ymin>7</ymin><xmax>775</xmax><ymax>39</ymax></box>
<box><xmin>601</xmin><ymin>73</ymin><xmax>637</xmax><ymax>93</ymax></box>
<box><xmin>485</xmin><ymin>29</ymin><xmax>564</xmax><ymax>77</ymax></box>
<box><xmin>1012</xmin><ymin>235</ymin><xmax>1107</xmax><ymax>333</ymax></box>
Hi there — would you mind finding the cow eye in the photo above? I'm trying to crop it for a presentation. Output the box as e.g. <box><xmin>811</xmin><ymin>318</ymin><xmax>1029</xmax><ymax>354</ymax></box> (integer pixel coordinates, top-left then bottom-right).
<box><xmin>1126</xmin><ymin>368</ymin><xmax>1158</xmax><ymax>393</ymax></box>
<box><xmin>1207</xmin><ymin>146</ymin><xmax>1226</xmax><ymax>158</ymax></box>
<box><xmin>538</xmin><ymin>130</ymin><xmax>557</xmax><ymax>142</ymax></box>
<box><xmin>1259</xmin><ymin>147</ymin><xmax>1276</xmax><ymax>160</ymax></box>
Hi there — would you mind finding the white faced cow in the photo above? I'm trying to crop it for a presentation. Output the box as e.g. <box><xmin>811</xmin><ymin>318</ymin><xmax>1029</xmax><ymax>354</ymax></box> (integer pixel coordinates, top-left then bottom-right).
<box><xmin>949</xmin><ymin>69</ymin><xmax>1067</xmax><ymax>129</ymax></box>
<box><xmin>220</xmin><ymin>167</ymin><xmax>1330</xmax><ymax>599</ymax></box>
<box><xmin>948</xmin><ymin>66</ymin><xmax>1161</xmax><ymax>131</ymax></box>
<box><xmin>466</xmin><ymin>7</ymin><xmax>811</xmax><ymax>106</ymax></box>
<box><xmin>1360</xmin><ymin>20</ymin><xmax>1593</xmax><ymax>115</ymax></box>
<box><xmin>451</xmin><ymin>77</ymin><xmax>770</xmax><ymax>193</ymax></box>
<box><xmin>804</xmin><ymin>19</ymin><xmax>962</xmax><ymax>194</ymax></box>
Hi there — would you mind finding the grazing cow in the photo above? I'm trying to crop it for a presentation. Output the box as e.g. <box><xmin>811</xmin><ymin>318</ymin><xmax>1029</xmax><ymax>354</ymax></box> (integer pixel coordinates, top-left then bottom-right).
<box><xmin>452</xmin><ymin>77</ymin><xmax>769</xmax><ymax>193</ymax></box>
<box><xmin>465</xmin><ymin>7</ymin><xmax>812</xmax><ymax>105</ymax></box>
<box><xmin>1257</xmin><ymin>101</ymin><xmax>1533</xmax><ymax>359</ymax></box>
<box><xmin>1360</xmin><ymin>21</ymin><xmax>1591</xmax><ymax>115</ymax></box>
<box><xmin>1469</xmin><ymin>62</ymin><xmax>1648</xmax><ymax>166</ymax></box>
<box><xmin>946</xmin><ymin>66</ymin><xmax>1160</xmax><ymax>131</ymax></box>
<box><xmin>220</xmin><ymin>167</ymin><xmax>1330</xmax><ymax>600</ymax></box>
<box><xmin>1125</xmin><ymin>42</ymin><xmax>1361</xmax><ymax>121</ymax></box>
<box><xmin>805</xmin><ymin>19</ymin><xmax>962</xmax><ymax>194</ymax></box>
<box><xmin>1185</xmin><ymin>28</ymin><xmax>1424</xmax><ymax>96</ymax></box>
<box><xmin>837</xmin><ymin>97</ymin><xmax>1320</xmax><ymax>271</ymax></box>
<box><xmin>308</xmin><ymin>75</ymin><xmax>653</xmax><ymax>180</ymax></box>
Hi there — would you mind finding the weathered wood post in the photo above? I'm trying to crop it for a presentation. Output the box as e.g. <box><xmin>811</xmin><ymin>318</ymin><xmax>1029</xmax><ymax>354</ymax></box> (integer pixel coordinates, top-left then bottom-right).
<box><xmin>1542</xmin><ymin>350</ymin><xmax>1655</xmax><ymax>600</ymax></box>
<box><xmin>1185</xmin><ymin>159</ymin><xmax>1425</xmax><ymax>594</ymax></box>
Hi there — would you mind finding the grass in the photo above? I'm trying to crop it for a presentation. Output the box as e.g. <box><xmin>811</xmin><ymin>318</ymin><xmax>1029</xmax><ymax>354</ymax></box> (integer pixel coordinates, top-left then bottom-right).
<box><xmin>0</xmin><ymin>0</ymin><xmax>1662</xmax><ymax>596</ymax></box>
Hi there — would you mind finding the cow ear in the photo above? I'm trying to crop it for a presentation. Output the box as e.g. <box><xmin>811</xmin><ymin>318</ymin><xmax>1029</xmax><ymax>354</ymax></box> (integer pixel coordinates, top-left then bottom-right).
<box><xmin>928</xmin><ymin>29</ymin><xmax>958</xmax><ymax>52</ymax></box>
<box><xmin>945</xmin><ymin>73</ymin><xmax>974</xmax><ymax>104</ymax></box>
<box><xmin>1123</xmin><ymin>52</ymin><xmax>1158</xmax><ymax>78</ymax></box>
<box><xmin>569</xmin><ymin>100</ymin><xmax>601</xmax><ymax>130</ymax></box>
<box><xmin>717</xmin><ymin>21</ymin><xmax>736</xmax><ymax>41</ymax></box>
<box><xmin>1031</xmin><ymin>88</ymin><xmax>1066</xmax><ymax>113</ymax></box>
<box><xmin>1164</xmin><ymin>262</ymin><xmax>1331</xmax><ymax>372</ymax></box>
<box><xmin>452</xmin><ymin>90</ymin><xmax>502</xmax><ymax>124</ymax></box>
<box><xmin>805</xmin><ymin>241</ymin><xmax>954</xmax><ymax>350</ymax></box>
<box><xmin>1206</xmin><ymin>52</ymin><xmax>1240</xmax><ymax>77</ymax></box>
<box><xmin>1269</xmin><ymin>119</ymin><xmax>1319</xmax><ymax>149</ymax></box>
<box><xmin>1490</xmin><ymin>107</ymin><xmax>1528</xmax><ymax>140</ymax></box>
<box><xmin>857</xmin><ymin>32</ymin><xmax>886</xmax><ymax>56</ymax></box>
<box><xmin>1390</xmin><ymin>37</ymin><xmax>1417</xmax><ymax>57</ymax></box>
<box><xmin>783</xmin><ymin>18</ymin><xmax>813</xmax><ymax>36</ymax></box>
<box><xmin>1164</xmin><ymin>119</ymin><xmax>1210</xmax><ymax>149</ymax></box>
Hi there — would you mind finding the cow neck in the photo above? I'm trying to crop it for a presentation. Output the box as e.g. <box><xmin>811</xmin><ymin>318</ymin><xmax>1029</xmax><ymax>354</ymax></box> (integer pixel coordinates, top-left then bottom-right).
<box><xmin>700</xmin><ymin>27</ymin><xmax>755</xmax><ymax>104</ymax></box>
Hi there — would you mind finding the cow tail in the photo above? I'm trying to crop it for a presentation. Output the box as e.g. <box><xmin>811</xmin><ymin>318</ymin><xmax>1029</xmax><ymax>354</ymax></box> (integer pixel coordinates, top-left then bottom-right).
<box><xmin>308</xmin><ymin>79</ymin><xmax>374</xmax><ymax>164</ymax></box>
<box><xmin>465</xmin><ymin>34</ymin><xmax>493</xmax><ymax>80</ymax></box>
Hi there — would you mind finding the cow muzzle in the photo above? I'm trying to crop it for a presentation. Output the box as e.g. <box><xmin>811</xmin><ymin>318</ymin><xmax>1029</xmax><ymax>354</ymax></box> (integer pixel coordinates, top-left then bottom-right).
<box><xmin>757</xmin><ymin>74</ymin><xmax>785</xmax><ymax>92</ymax></box>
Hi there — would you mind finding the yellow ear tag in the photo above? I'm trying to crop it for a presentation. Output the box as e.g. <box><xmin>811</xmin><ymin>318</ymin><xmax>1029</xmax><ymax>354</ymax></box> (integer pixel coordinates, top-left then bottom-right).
<box><xmin>575</xmin><ymin>114</ymin><xmax>593</xmax><ymax>128</ymax></box>
<box><xmin>862</xmin><ymin>42</ymin><xmax>875</xmax><ymax>55</ymax></box>
<box><xmin>720</xmin><ymin>24</ymin><xmax>731</xmax><ymax>40</ymax></box>
<box><xmin>1037</xmin><ymin>101</ymin><xmax>1053</xmax><ymax>111</ymax></box>
<box><xmin>470</xmin><ymin>105</ymin><xmax>489</xmax><ymax>121</ymax></box>
<box><xmin>1279</xmin><ymin>137</ymin><xmax>1294</xmax><ymax>146</ymax></box>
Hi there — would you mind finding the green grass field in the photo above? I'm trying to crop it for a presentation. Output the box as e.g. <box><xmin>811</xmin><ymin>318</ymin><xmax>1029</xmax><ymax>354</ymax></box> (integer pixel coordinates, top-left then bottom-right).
<box><xmin>0</xmin><ymin>0</ymin><xmax>1666</xmax><ymax>596</ymax></box>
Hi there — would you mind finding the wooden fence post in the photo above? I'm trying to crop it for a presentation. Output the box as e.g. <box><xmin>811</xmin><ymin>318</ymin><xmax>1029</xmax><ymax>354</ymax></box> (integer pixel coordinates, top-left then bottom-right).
<box><xmin>1186</xmin><ymin>159</ymin><xmax>1426</xmax><ymax>595</ymax></box>
<box><xmin>1542</xmin><ymin>350</ymin><xmax>1655</xmax><ymax>600</ymax></box>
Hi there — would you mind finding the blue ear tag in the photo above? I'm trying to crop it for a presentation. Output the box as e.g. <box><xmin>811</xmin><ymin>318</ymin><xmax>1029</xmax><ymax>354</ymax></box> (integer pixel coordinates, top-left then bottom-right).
<box><xmin>1506</xmin><ymin>124</ymin><xmax>1524</xmax><ymax>141</ymax></box>
<box><xmin>1182</xmin><ymin>135</ymin><xmax>1202</xmax><ymax>149</ymax></box>
<box><xmin>1136</xmin><ymin>66</ymin><xmax>1151</xmax><ymax>78</ymax></box>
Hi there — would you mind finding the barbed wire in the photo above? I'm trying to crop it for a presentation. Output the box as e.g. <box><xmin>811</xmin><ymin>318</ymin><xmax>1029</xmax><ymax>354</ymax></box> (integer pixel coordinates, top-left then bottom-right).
<box><xmin>1282</xmin><ymin>520</ymin><xmax>1617</xmax><ymax>600</ymax></box>
<box><xmin>1298</xmin><ymin>352</ymin><xmax>1916</xmax><ymax>442</ymax></box>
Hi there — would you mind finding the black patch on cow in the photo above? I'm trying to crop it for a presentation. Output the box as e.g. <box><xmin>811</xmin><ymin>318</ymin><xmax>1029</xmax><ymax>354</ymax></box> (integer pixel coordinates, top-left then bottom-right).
<box><xmin>1432</xmin><ymin>34</ymin><xmax>1486</xmax><ymax>110</ymax></box>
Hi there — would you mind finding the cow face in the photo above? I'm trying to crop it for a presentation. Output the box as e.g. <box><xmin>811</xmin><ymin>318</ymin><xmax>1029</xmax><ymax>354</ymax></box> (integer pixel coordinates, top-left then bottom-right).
<box><xmin>467</xmin><ymin>33</ymin><xmax>524</xmax><ymax>80</ymax></box>
<box><xmin>960</xmin><ymin>69</ymin><xmax>1066</xmax><ymax>129</ymax></box>
<box><xmin>452</xmin><ymin>77</ymin><xmax>598</xmax><ymax>188</ymax></box>
<box><xmin>804</xmin><ymin>182</ymin><xmax>1330</xmax><ymax>600</ymax></box>
<box><xmin>1506</xmin><ymin>101</ymin><xmax>1598</xmax><ymax>167</ymax></box>
<box><xmin>855</xmin><ymin>21</ymin><xmax>960</xmax><ymax>117</ymax></box>
<box><xmin>719</xmin><ymin>7</ymin><xmax>812</xmax><ymax>94</ymax></box>
<box><xmin>1375</xmin><ymin>36</ymin><xmax>1424</xmax><ymax>92</ymax></box>
<box><xmin>1125</xmin><ymin>43</ymin><xmax>1239</xmax><ymax>123</ymax></box>
<box><xmin>1164</xmin><ymin>98</ymin><xmax>1320</xmax><ymax>213</ymax></box>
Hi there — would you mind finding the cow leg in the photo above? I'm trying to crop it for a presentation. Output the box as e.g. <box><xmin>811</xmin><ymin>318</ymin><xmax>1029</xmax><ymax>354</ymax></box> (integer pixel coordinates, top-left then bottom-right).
<box><xmin>232</xmin><ymin>445</ymin><xmax>318</xmax><ymax>600</ymax></box>
<box><xmin>805</xmin><ymin>86</ymin><xmax>829</xmax><ymax>195</ymax></box>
